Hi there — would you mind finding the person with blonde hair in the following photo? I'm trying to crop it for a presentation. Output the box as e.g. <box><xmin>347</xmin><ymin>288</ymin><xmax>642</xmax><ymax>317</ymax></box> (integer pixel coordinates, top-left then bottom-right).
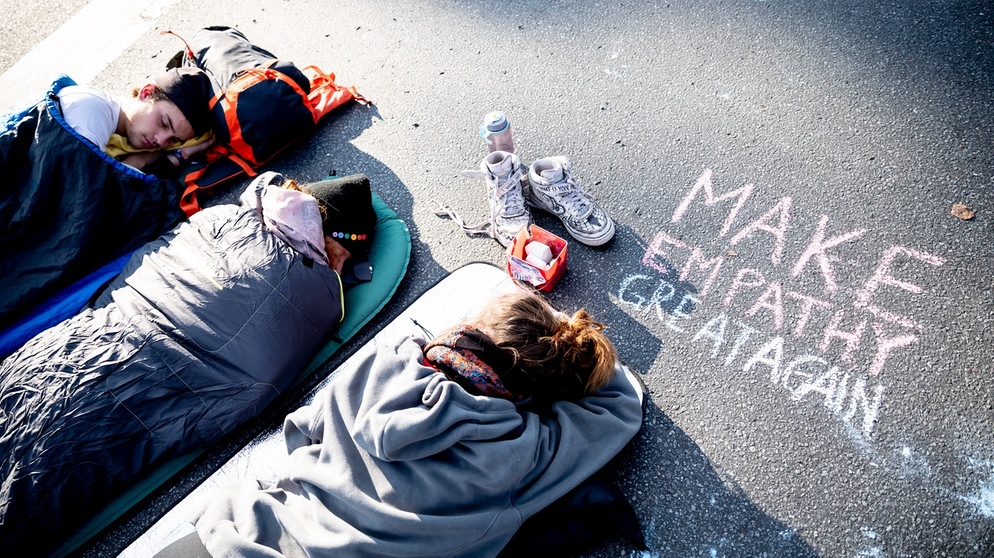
<box><xmin>158</xmin><ymin>291</ymin><xmax>644</xmax><ymax>558</ymax></box>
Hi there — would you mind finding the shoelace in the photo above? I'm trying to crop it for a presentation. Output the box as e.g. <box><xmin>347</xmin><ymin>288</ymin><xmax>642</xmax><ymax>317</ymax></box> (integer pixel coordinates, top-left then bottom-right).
<box><xmin>547</xmin><ymin>171</ymin><xmax>594</xmax><ymax>219</ymax></box>
<box><xmin>433</xmin><ymin>169</ymin><xmax>497</xmax><ymax>237</ymax></box>
<box><xmin>435</xmin><ymin>165</ymin><xmax>526</xmax><ymax>240</ymax></box>
<box><xmin>493</xmin><ymin>173</ymin><xmax>527</xmax><ymax>218</ymax></box>
<box><xmin>433</xmin><ymin>200</ymin><xmax>492</xmax><ymax>237</ymax></box>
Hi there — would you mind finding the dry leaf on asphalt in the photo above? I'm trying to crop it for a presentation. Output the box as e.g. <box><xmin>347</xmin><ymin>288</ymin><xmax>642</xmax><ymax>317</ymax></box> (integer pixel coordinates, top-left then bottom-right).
<box><xmin>951</xmin><ymin>203</ymin><xmax>975</xmax><ymax>220</ymax></box>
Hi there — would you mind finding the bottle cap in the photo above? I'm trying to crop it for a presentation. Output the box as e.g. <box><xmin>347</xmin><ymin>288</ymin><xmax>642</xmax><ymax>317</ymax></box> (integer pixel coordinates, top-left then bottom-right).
<box><xmin>482</xmin><ymin>111</ymin><xmax>509</xmax><ymax>134</ymax></box>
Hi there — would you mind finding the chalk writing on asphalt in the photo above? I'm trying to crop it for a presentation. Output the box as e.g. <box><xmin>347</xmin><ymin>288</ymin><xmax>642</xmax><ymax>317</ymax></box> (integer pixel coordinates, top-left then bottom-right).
<box><xmin>616</xmin><ymin>168</ymin><xmax>946</xmax><ymax>440</ymax></box>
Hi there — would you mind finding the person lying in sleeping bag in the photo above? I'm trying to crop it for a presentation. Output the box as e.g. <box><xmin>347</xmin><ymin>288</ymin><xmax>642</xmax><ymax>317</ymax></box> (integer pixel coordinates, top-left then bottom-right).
<box><xmin>0</xmin><ymin>170</ymin><xmax>377</xmax><ymax>556</ymax></box>
<box><xmin>156</xmin><ymin>291</ymin><xmax>644</xmax><ymax>558</ymax></box>
<box><xmin>0</xmin><ymin>70</ymin><xmax>216</xmax><ymax>336</ymax></box>
<box><xmin>58</xmin><ymin>67</ymin><xmax>217</xmax><ymax>172</ymax></box>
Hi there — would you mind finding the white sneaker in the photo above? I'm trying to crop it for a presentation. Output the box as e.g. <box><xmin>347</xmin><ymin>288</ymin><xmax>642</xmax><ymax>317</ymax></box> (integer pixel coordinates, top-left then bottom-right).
<box><xmin>456</xmin><ymin>150</ymin><xmax>532</xmax><ymax>247</ymax></box>
<box><xmin>525</xmin><ymin>157</ymin><xmax>615</xmax><ymax>246</ymax></box>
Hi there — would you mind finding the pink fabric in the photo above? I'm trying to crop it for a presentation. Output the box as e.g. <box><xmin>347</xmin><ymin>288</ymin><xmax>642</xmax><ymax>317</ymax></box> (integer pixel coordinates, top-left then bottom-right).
<box><xmin>261</xmin><ymin>186</ymin><xmax>330</xmax><ymax>266</ymax></box>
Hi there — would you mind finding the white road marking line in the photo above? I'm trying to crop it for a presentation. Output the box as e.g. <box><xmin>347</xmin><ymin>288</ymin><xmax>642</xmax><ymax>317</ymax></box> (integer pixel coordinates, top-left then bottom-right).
<box><xmin>0</xmin><ymin>0</ymin><xmax>181</xmax><ymax>114</ymax></box>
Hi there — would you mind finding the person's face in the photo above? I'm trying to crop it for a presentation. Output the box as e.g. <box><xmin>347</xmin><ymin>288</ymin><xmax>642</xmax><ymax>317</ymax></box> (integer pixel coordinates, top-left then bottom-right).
<box><xmin>324</xmin><ymin>236</ymin><xmax>352</xmax><ymax>274</ymax></box>
<box><xmin>126</xmin><ymin>85</ymin><xmax>195</xmax><ymax>150</ymax></box>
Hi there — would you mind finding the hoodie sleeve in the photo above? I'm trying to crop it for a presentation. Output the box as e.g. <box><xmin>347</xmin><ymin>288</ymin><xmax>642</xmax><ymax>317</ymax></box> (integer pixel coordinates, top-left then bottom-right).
<box><xmin>512</xmin><ymin>363</ymin><xmax>644</xmax><ymax>517</ymax></box>
<box><xmin>238</xmin><ymin>171</ymin><xmax>287</xmax><ymax>214</ymax></box>
<box><xmin>283</xmin><ymin>395</ymin><xmax>327</xmax><ymax>452</ymax></box>
<box><xmin>281</xmin><ymin>328</ymin><xmax>408</xmax><ymax>453</ymax></box>
<box><xmin>350</xmin><ymin>335</ymin><xmax>525</xmax><ymax>462</ymax></box>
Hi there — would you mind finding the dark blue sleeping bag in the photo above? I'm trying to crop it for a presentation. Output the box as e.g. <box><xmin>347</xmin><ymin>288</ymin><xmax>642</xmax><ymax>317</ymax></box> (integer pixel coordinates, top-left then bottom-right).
<box><xmin>0</xmin><ymin>75</ymin><xmax>186</xmax><ymax>342</ymax></box>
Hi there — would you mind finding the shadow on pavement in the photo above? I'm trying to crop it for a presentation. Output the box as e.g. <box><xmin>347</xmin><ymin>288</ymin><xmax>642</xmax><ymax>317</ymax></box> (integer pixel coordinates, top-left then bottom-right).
<box><xmin>593</xmin><ymin>403</ymin><xmax>821</xmax><ymax>558</ymax></box>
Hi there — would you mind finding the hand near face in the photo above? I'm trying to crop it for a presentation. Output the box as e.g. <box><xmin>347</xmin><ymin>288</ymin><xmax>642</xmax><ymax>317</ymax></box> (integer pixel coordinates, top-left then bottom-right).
<box><xmin>173</xmin><ymin>134</ymin><xmax>217</xmax><ymax>161</ymax></box>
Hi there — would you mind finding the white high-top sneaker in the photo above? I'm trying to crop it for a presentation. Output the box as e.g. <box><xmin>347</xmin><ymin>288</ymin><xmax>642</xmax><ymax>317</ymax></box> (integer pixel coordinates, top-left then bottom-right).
<box><xmin>525</xmin><ymin>156</ymin><xmax>615</xmax><ymax>246</ymax></box>
<box><xmin>459</xmin><ymin>150</ymin><xmax>532</xmax><ymax>247</ymax></box>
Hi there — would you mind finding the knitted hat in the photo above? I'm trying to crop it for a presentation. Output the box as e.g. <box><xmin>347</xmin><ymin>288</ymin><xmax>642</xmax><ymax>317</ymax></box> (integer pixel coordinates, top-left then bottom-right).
<box><xmin>301</xmin><ymin>174</ymin><xmax>376</xmax><ymax>259</ymax></box>
<box><xmin>153</xmin><ymin>67</ymin><xmax>215</xmax><ymax>136</ymax></box>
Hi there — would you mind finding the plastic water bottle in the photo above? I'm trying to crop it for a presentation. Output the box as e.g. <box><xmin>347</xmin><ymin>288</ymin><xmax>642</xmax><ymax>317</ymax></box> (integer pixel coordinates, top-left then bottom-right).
<box><xmin>480</xmin><ymin>111</ymin><xmax>514</xmax><ymax>153</ymax></box>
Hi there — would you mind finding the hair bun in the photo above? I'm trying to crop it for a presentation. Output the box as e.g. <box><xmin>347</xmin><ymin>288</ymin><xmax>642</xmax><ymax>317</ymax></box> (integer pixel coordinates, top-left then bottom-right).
<box><xmin>562</xmin><ymin>309</ymin><xmax>603</xmax><ymax>338</ymax></box>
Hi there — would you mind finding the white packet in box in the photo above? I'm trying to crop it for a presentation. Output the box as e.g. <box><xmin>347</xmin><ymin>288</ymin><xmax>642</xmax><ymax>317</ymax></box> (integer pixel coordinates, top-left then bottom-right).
<box><xmin>524</xmin><ymin>240</ymin><xmax>553</xmax><ymax>265</ymax></box>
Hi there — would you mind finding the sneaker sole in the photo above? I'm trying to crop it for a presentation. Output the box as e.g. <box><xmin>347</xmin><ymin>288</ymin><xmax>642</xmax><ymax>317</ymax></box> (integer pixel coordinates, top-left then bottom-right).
<box><xmin>568</xmin><ymin>216</ymin><xmax>615</xmax><ymax>246</ymax></box>
<box><xmin>526</xmin><ymin>198</ymin><xmax>615</xmax><ymax>246</ymax></box>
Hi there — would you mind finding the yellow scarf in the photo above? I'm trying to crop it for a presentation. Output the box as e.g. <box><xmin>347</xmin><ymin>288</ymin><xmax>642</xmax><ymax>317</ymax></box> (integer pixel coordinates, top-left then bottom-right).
<box><xmin>104</xmin><ymin>131</ymin><xmax>212</xmax><ymax>158</ymax></box>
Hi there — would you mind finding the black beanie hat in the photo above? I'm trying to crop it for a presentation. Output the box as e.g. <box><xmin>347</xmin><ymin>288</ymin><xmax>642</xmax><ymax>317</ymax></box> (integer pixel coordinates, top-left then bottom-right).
<box><xmin>301</xmin><ymin>174</ymin><xmax>377</xmax><ymax>259</ymax></box>
<box><xmin>153</xmin><ymin>67</ymin><xmax>215</xmax><ymax>136</ymax></box>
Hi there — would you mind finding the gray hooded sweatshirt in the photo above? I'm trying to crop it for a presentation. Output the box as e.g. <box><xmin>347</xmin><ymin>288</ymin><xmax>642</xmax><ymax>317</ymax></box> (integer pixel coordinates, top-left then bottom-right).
<box><xmin>194</xmin><ymin>331</ymin><xmax>643</xmax><ymax>557</ymax></box>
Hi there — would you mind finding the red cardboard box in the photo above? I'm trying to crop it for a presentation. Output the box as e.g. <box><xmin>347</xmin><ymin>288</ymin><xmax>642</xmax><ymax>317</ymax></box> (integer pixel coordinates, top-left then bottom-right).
<box><xmin>506</xmin><ymin>225</ymin><xmax>568</xmax><ymax>292</ymax></box>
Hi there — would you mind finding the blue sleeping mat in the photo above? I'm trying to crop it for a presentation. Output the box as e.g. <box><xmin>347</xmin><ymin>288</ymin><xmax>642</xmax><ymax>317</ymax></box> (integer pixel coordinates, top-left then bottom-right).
<box><xmin>50</xmin><ymin>193</ymin><xmax>411</xmax><ymax>558</ymax></box>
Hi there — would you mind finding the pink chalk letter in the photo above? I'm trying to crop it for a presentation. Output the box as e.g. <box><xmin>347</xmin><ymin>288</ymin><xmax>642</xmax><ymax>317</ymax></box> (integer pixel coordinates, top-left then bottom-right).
<box><xmin>790</xmin><ymin>215</ymin><xmax>867</xmax><ymax>294</ymax></box>
<box><xmin>671</xmin><ymin>168</ymin><xmax>755</xmax><ymax>237</ymax></box>
<box><xmin>745</xmin><ymin>283</ymin><xmax>785</xmax><ymax>332</ymax></box>
<box><xmin>642</xmin><ymin>231</ymin><xmax>686</xmax><ymax>274</ymax></box>
<box><xmin>854</xmin><ymin>246</ymin><xmax>946</xmax><ymax>331</ymax></box>
<box><xmin>729</xmin><ymin>197</ymin><xmax>793</xmax><ymax>266</ymax></box>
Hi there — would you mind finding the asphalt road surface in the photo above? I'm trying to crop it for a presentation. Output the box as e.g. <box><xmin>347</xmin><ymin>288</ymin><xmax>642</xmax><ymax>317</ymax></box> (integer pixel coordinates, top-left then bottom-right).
<box><xmin>2</xmin><ymin>1</ymin><xmax>992</xmax><ymax>556</ymax></box>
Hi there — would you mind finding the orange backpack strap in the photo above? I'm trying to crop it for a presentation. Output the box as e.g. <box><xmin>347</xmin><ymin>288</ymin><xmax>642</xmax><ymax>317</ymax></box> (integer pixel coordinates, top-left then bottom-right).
<box><xmin>179</xmin><ymin>145</ymin><xmax>259</xmax><ymax>217</ymax></box>
<box><xmin>302</xmin><ymin>65</ymin><xmax>369</xmax><ymax>122</ymax></box>
<box><xmin>179</xmin><ymin>181</ymin><xmax>203</xmax><ymax>217</ymax></box>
